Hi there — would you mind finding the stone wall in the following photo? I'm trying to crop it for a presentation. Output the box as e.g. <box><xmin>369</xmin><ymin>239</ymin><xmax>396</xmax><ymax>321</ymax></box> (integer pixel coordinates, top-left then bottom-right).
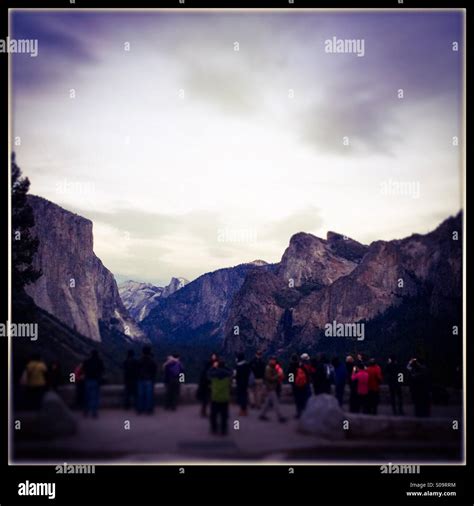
<box><xmin>56</xmin><ymin>383</ymin><xmax>462</xmax><ymax>408</ymax></box>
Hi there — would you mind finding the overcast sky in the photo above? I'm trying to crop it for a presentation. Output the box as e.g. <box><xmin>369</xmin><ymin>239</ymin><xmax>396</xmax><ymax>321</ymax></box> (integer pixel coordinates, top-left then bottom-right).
<box><xmin>11</xmin><ymin>10</ymin><xmax>464</xmax><ymax>286</ymax></box>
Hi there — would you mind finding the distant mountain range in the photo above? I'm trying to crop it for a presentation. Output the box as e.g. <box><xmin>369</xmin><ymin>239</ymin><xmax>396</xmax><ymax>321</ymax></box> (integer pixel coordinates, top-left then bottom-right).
<box><xmin>140</xmin><ymin>214</ymin><xmax>461</xmax><ymax>367</ymax></box>
<box><xmin>118</xmin><ymin>277</ymin><xmax>189</xmax><ymax>322</ymax></box>
<box><xmin>17</xmin><ymin>194</ymin><xmax>462</xmax><ymax>382</ymax></box>
<box><xmin>223</xmin><ymin>215</ymin><xmax>462</xmax><ymax>360</ymax></box>
<box><xmin>140</xmin><ymin>260</ymin><xmax>274</xmax><ymax>349</ymax></box>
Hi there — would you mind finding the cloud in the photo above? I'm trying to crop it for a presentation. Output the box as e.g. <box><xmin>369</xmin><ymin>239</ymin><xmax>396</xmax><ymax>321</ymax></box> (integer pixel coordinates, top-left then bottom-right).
<box><xmin>298</xmin><ymin>89</ymin><xmax>402</xmax><ymax>157</ymax></box>
<box><xmin>66</xmin><ymin>203</ymin><xmax>326</xmax><ymax>282</ymax></box>
<box><xmin>11</xmin><ymin>12</ymin><xmax>98</xmax><ymax>89</ymax></box>
<box><xmin>68</xmin><ymin>206</ymin><xmax>222</xmax><ymax>242</ymax></box>
<box><xmin>262</xmin><ymin>207</ymin><xmax>324</xmax><ymax>242</ymax></box>
<box><xmin>181</xmin><ymin>58</ymin><xmax>261</xmax><ymax>116</ymax></box>
<box><xmin>291</xmin><ymin>11</ymin><xmax>463</xmax><ymax>156</ymax></box>
<box><xmin>12</xmin><ymin>11</ymin><xmax>463</xmax><ymax>284</ymax></box>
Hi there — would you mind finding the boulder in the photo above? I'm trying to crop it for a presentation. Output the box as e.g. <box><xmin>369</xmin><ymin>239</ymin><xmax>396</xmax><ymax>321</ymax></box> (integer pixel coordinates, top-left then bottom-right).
<box><xmin>298</xmin><ymin>394</ymin><xmax>346</xmax><ymax>440</ymax></box>
<box><xmin>36</xmin><ymin>391</ymin><xmax>78</xmax><ymax>439</ymax></box>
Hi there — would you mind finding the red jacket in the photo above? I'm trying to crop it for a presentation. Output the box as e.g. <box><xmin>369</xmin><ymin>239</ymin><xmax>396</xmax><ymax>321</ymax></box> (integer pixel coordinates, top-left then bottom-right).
<box><xmin>275</xmin><ymin>363</ymin><xmax>284</xmax><ymax>384</ymax></box>
<box><xmin>367</xmin><ymin>364</ymin><xmax>383</xmax><ymax>392</ymax></box>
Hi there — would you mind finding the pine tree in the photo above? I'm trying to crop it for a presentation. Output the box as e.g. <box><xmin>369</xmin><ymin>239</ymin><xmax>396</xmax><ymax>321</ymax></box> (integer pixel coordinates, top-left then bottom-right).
<box><xmin>12</xmin><ymin>153</ymin><xmax>42</xmax><ymax>294</ymax></box>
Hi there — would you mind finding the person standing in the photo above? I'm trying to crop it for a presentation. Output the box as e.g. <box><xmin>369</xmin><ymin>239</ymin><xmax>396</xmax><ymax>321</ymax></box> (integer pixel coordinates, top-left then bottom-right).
<box><xmin>332</xmin><ymin>357</ymin><xmax>347</xmax><ymax>407</ymax></box>
<box><xmin>234</xmin><ymin>353</ymin><xmax>251</xmax><ymax>416</ymax></box>
<box><xmin>366</xmin><ymin>358</ymin><xmax>383</xmax><ymax>414</ymax></box>
<box><xmin>136</xmin><ymin>346</ymin><xmax>157</xmax><ymax>415</ymax></box>
<box><xmin>47</xmin><ymin>361</ymin><xmax>62</xmax><ymax>391</ymax></box>
<box><xmin>312</xmin><ymin>353</ymin><xmax>331</xmax><ymax>395</ymax></box>
<box><xmin>197</xmin><ymin>352</ymin><xmax>218</xmax><ymax>417</ymax></box>
<box><xmin>250</xmin><ymin>350</ymin><xmax>266</xmax><ymax>409</ymax></box>
<box><xmin>73</xmin><ymin>362</ymin><xmax>85</xmax><ymax>410</ymax></box>
<box><xmin>123</xmin><ymin>350</ymin><xmax>138</xmax><ymax>410</ymax></box>
<box><xmin>288</xmin><ymin>353</ymin><xmax>299</xmax><ymax>417</ymax></box>
<box><xmin>407</xmin><ymin>358</ymin><xmax>431</xmax><ymax>417</ymax></box>
<box><xmin>386</xmin><ymin>355</ymin><xmax>404</xmax><ymax>415</ymax></box>
<box><xmin>259</xmin><ymin>357</ymin><xmax>287</xmax><ymax>423</ymax></box>
<box><xmin>23</xmin><ymin>354</ymin><xmax>48</xmax><ymax>410</ymax></box>
<box><xmin>346</xmin><ymin>355</ymin><xmax>358</xmax><ymax>413</ymax></box>
<box><xmin>207</xmin><ymin>359</ymin><xmax>233</xmax><ymax>435</ymax></box>
<box><xmin>351</xmin><ymin>364</ymin><xmax>369</xmax><ymax>413</ymax></box>
<box><xmin>275</xmin><ymin>359</ymin><xmax>285</xmax><ymax>399</ymax></box>
<box><xmin>292</xmin><ymin>354</ymin><xmax>313</xmax><ymax>418</ymax></box>
<box><xmin>83</xmin><ymin>350</ymin><xmax>104</xmax><ymax>418</ymax></box>
<box><xmin>163</xmin><ymin>354</ymin><xmax>184</xmax><ymax>411</ymax></box>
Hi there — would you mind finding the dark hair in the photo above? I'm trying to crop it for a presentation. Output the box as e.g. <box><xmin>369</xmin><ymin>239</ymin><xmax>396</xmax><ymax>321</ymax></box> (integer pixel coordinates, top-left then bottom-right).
<box><xmin>142</xmin><ymin>345</ymin><xmax>152</xmax><ymax>356</ymax></box>
<box><xmin>236</xmin><ymin>352</ymin><xmax>245</xmax><ymax>361</ymax></box>
<box><xmin>290</xmin><ymin>353</ymin><xmax>298</xmax><ymax>362</ymax></box>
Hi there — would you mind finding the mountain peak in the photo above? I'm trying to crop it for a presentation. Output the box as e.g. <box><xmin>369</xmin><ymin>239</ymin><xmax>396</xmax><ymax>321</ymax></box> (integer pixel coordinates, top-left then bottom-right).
<box><xmin>289</xmin><ymin>231</ymin><xmax>324</xmax><ymax>244</ymax></box>
<box><xmin>326</xmin><ymin>231</ymin><xmax>368</xmax><ymax>262</ymax></box>
<box><xmin>247</xmin><ymin>259</ymin><xmax>268</xmax><ymax>266</ymax></box>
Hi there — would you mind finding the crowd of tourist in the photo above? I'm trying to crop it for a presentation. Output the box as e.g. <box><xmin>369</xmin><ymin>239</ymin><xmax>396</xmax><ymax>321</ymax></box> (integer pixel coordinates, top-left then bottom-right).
<box><xmin>19</xmin><ymin>348</ymin><xmax>433</xmax><ymax>435</ymax></box>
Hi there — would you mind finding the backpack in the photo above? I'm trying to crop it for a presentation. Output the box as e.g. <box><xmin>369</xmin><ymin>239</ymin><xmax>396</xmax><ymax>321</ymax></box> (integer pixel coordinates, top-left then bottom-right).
<box><xmin>295</xmin><ymin>367</ymin><xmax>308</xmax><ymax>388</ymax></box>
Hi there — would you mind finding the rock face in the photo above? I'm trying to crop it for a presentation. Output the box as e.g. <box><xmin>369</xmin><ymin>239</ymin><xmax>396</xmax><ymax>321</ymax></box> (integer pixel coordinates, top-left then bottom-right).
<box><xmin>119</xmin><ymin>277</ymin><xmax>188</xmax><ymax>322</ymax></box>
<box><xmin>141</xmin><ymin>261</ymin><xmax>272</xmax><ymax>347</ymax></box>
<box><xmin>292</xmin><ymin>214</ymin><xmax>462</xmax><ymax>344</ymax></box>
<box><xmin>118</xmin><ymin>281</ymin><xmax>163</xmax><ymax>322</ymax></box>
<box><xmin>224</xmin><ymin>213</ymin><xmax>462</xmax><ymax>355</ymax></box>
<box><xmin>277</xmin><ymin>232</ymin><xmax>361</xmax><ymax>289</ymax></box>
<box><xmin>224</xmin><ymin>232</ymin><xmax>367</xmax><ymax>353</ymax></box>
<box><xmin>162</xmin><ymin>277</ymin><xmax>189</xmax><ymax>298</ymax></box>
<box><xmin>25</xmin><ymin>195</ymin><xmax>146</xmax><ymax>342</ymax></box>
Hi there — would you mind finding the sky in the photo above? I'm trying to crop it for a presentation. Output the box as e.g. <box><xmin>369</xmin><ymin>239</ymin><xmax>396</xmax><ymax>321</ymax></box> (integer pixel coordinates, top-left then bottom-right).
<box><xmin>11</xmin><ymin>10</ymin><xmax>464</xmax><ymax>286</ymax></box>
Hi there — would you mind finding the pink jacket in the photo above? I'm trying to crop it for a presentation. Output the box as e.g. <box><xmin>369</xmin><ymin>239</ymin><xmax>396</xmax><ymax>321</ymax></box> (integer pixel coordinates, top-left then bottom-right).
<box><xmin>351</xmin><ymin>370</ymin><xmax>369</xmax><ymax>395</ymax></box>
